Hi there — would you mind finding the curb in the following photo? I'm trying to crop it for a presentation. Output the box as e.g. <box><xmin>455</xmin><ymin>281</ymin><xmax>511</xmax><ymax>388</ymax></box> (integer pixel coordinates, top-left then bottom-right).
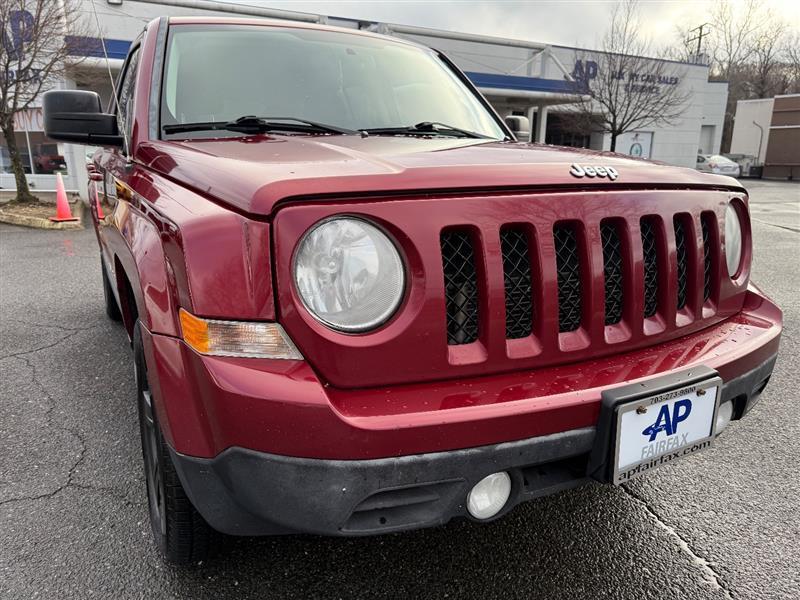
<box><xmin>0</xmin><ymin>203</ymin><xmax>85</xmax><ymax>230</ymax></box>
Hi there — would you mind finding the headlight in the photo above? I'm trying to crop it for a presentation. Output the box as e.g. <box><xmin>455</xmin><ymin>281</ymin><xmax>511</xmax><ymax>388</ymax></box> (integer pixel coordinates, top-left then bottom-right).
<box><xmin>725</xmin><ymin>203</ymin><xmax>743</xmax><ymax>277</ymax></box>
<box><xmin>294</xmin><ymin>217</ymin><xmax>405</xmax><ymax>332</ymax></box>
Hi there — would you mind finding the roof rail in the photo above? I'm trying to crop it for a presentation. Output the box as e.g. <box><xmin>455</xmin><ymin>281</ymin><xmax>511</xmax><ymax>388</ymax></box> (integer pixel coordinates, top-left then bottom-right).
<box><xmin>132</xmin><ymin>0</ymin><xmax>323</xmax><ymax>23</ymax></box>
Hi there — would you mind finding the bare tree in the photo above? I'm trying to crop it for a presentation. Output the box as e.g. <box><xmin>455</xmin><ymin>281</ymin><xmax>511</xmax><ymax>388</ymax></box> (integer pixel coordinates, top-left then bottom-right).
<box><xmin>663</xmin><ymin>23</ymin><xmax>699</xmax><ymax>63</ymax></box>
<box><xmin>750</xmin><ymin>23</ymin><xmax>788</xmax><ymax>98</ymax></box>
<box><xmin>699</xmin><ymin>0</ymin><xmax>791</xmax><ymax>151</ymax></box>
<box><xmin>0</xmin><ymin>0</ymin><xmax>89</xmax><ymax>203</ymax></box>
<box><xmin>567</xmin><ymin>0</ymin><xmax>690</xmax><ymax>152</ymax></box>
<box><xmin>707</xmin><ymin>0</ymin><xmax>762</xmax><ymax>80</ymax></box>
<box><xmin>786</xmin><ymin>33</ymin><xmax>800</xmax><ymax>94</ymax></box>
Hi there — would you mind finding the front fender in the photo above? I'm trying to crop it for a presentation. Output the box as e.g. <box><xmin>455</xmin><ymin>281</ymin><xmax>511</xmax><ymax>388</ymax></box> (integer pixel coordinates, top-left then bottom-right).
<box><xmin>111</xmin><ymin>193</ymin><xmax>180</xmax><ymax>337</ymax></box>
<box><xmin>110</xmin><ymin>169</ymin><xmax>275</xmax><ymax>338</ymax></box>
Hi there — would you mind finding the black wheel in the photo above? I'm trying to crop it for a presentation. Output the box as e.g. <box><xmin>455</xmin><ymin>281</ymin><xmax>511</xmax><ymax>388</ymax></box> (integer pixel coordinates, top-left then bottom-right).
<box><xmin>133</xmin><ymin>323</ymin><xmax>221</xmax><ymax>564</ymax></box>
<box><xmin>101</xmin><ymin>259</ymin><xmax>122</xmax><ymax>322</ymax></box>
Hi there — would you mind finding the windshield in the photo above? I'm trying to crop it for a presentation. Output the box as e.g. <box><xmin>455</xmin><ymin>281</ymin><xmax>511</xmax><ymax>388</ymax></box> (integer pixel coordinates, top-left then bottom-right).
<box><xmin>160</xmin><ymin>25</ymin><xmax>506</xmax><ymax>140</ymax></box>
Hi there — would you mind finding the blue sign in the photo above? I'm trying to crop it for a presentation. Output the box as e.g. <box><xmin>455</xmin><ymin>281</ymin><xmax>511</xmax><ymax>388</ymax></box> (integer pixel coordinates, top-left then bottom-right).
<box><xmin>1</xmin><ymin>10</ymin><xmax>33</xmax><ymax>58</ymax></box>
<box><xmin>572</xmin><ymin>59</ymin><xmax>681</xmax><ymax>92</ymax></box>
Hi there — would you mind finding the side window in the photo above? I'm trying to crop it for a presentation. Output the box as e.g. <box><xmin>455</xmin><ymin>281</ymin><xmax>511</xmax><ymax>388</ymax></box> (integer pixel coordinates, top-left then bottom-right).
<box><xmin>116</xmin><ymin>47</ymin><xmax>141</xmax><ymax>149</ymax></box>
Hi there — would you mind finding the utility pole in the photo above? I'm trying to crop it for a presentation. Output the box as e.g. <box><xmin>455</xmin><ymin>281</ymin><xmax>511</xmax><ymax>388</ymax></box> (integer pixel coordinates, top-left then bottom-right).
<box><xmin>687</xmin><ymin>23</ymin><xmax>711</xmax><ymax>62</ymax></box>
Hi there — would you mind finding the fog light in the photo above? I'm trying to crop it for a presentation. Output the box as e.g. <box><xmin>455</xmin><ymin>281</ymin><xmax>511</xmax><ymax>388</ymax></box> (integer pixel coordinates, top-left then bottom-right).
<box><xmin>716</xmin><ymin>400</ymin><xmax>733</xmax><ymax>433</ymax></box>
<box><xmin>467</xmin><ymin>472</ymin><xmax>511</xmax><ymax>520</ymax></box>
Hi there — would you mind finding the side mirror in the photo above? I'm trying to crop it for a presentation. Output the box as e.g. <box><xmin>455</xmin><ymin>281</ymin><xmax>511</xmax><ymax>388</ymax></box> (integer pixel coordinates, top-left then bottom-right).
<box><xmin>43</xmin><ymin>90</ymin><xmax>124</xmax><ymax>147</ymax></box>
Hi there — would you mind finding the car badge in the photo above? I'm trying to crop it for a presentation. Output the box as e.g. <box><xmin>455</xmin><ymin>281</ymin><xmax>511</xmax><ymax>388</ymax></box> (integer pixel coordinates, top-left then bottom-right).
<box><xmin>569</xmin><ymin>164</ymin><xmax>619</xmax><ymax>180</ymax></box>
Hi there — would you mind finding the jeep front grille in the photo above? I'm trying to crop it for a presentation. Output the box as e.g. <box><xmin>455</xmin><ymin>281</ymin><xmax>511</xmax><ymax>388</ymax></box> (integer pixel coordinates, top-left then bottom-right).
<box><xmin>640</xmin><ymin>217</ymin><xmax>660</xmax><ymax>319</ymax></box>
<box><xmin>500</xmin><ymin>227</ymin><xmax>533</xmax><ymax>339</ymax></box>
<box><xmin>276</xmin><ymin>189</ymin><xmax>740</xmax><ymax>387</ymax></box>
<box><xmin>440</xmin><ymin>211</ymin><xmax>723</xmax><ymax>346</ymax></box>
<box><xmin>441</xmin><ymin>230</ymin><xmax>480</xmax><ymax>345</ymax></box>
<box><xmin>702</xmin><ymin>213</ymin><xmax>714</xmax><ymax>302</ymax></box>
<box><xmin>601</xmin><ymin>221</ymin><xmax>624</xmax><ymax>326</ymax></box>
<box><xmin>674</xmin><ymin>215</ymin><xmax>689</xmax><ymax>310</ymax></box>
<box><xmin>553</xmin><ymin>223</ymin><xmax>583</xmax><ymax>332</ymax></box>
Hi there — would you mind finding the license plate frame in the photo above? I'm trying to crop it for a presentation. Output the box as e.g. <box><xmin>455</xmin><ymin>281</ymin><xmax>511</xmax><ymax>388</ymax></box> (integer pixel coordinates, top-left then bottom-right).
<box><xmin>611</xmin><ymin>380</ymin><xmax>721</xmax><ymax>484</ymax></box>
<box><xmin>586</xmin><ymin>366</ymin><xmax>723</xmax><ymax>485</ymax></box>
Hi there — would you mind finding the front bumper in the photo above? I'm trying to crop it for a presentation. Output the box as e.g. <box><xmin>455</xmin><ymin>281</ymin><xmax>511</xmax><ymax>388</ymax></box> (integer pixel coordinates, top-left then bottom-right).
<box><xmin>139</xmin><ymin>285</ymin><xmax>781</xmax><ymax>535</ymax></box>
<box><xmin>170</xmin><ymin>353</ymin><xmax>777</xmax><ymax>536</ymax></box>
<box><xmin>142</xmin><ymin>286</ymin><xmax>782</xmax><ymax>460</ymax></box>
<box><xmin>169</xmin><ymin>428</ymin><xmax>595</xmax><ymax>536</ymax></box>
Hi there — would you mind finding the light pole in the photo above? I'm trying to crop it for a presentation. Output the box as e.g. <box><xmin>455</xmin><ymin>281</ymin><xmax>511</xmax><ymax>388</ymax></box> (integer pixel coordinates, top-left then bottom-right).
<box><xmin>752</xmin><ymin>120</ymin><xmax>764</xmax><ymax>164</ymax></box>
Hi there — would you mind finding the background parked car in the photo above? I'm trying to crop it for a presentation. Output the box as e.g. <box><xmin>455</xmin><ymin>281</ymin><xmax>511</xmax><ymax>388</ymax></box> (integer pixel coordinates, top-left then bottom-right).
<box><xmin>723</xmin><ymin>153</ymin><xmax>761</xmax><ymax>178</ymax></box>
<box><xmin>697</xmin><ymin>154</ymin><xmax>742</xmax><ymax>177</ymax></box>
<box><xmin>33</xmin><ymin>152</ymin><xmax>67</xmax><ymax>174</ymax></box>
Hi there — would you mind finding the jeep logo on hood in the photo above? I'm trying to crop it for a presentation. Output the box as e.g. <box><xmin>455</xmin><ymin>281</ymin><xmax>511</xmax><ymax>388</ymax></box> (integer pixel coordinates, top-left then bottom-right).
<box><xmin>569</xmin><ymin>164</ymin><xmax>619</xmax><ymax>180</ymax></box>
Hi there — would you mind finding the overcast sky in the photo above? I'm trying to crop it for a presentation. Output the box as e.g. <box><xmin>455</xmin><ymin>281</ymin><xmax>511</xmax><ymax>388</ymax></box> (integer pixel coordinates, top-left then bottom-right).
<box><xmin>227</xmin><ymin>1</ymin><xmax>799</xmax><ymax>51</ymax></box>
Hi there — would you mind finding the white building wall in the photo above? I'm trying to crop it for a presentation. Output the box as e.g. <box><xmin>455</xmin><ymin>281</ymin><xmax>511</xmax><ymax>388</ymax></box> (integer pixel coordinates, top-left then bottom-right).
<box><xmin>700</xmin><ymin>81</ymin><xmax>728</xmax><ymax>155</ymax></box>
<box><xmin>730</xmin><ymin>98</ymin><xmax>774</xmax><ymax>163</ymax></box>
<box><xmin>546</xmin><ymin>45</ymin><xmax>714</xmax><ymax>168</ymax></box>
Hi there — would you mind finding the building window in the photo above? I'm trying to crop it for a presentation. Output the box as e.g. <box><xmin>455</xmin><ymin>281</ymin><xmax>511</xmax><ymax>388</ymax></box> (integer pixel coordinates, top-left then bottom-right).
<box><xmin>0</xmin><ymin>131</ymin><xmax>68</xmax><ymax>176</ymax></box>
<box><xmin>545</xmin><ymin>113</ymin><xmax>592</xmax><ymax>149</ymax></box>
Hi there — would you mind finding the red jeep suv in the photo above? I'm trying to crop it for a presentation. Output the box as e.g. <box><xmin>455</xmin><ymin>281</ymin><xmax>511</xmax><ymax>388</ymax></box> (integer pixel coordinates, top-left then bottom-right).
<box><xmin>43</xmin><ymin>17</ymin><xmax>781</xmax><ymax>564</ymax></box>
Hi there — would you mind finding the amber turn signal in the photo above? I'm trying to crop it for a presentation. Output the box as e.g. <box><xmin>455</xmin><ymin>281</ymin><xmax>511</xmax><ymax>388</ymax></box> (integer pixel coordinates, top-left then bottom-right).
<box><xmin>179</xmin><ymin>309</ymin><xmax>303</xmax><ymax>359</ymax></box>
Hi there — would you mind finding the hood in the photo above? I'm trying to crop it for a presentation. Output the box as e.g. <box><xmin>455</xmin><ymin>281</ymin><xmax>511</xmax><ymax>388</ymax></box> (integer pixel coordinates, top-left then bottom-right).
<box><xmin>137</xmin><ymin>135</ymin><xmax>744</xmax><ymax>217</ymax></box>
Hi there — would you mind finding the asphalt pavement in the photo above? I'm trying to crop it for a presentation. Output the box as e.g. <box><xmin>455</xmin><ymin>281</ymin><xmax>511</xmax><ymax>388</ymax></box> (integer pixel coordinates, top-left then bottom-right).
<box><xmin>1</xmin><ymin>179</ymin><xmax>798</xmax><ymax>599</ymax></box>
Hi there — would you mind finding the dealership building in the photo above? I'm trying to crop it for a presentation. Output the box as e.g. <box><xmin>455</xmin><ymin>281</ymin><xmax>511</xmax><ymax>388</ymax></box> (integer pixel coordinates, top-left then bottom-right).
<box><xmin>730</xmin><ymin>94</ymin><xmax>800</xmax><ymax>180</ymax></box>
<box><xmin>1</xmin><ymin>0</ymin><xmax>729</xmax><ymax>201</ymax></box>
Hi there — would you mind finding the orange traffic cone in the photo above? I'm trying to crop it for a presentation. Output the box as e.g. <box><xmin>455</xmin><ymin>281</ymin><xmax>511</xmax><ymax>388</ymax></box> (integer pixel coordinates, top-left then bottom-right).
<box><xmin>94</xmin><ymin>187</ymin><xmax>105</xmax><ymax>219</ymax></box>
<box><xmin>49</xmin><ymin>173</ymin><xmax>78</xmax><ymax>222</ymax></box>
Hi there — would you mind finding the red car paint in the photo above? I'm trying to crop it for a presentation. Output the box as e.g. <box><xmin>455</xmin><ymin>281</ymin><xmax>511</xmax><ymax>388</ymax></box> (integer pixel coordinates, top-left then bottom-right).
<box><xmin>141</xmin><ymin>286</ymin><xmax>780</xmax><ymax>460</ymax></box>
<box><xmin>88</xmin><ymin>18</ymin><xmax>780</xmax><ymax>466</ymax></box>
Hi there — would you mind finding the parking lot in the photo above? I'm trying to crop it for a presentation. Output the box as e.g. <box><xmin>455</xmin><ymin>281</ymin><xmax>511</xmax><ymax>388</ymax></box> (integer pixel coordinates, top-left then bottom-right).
<box><xmin>1</xmin><ymin>179</ymin><xmax>798</xmax><ymax>599</ymax></box>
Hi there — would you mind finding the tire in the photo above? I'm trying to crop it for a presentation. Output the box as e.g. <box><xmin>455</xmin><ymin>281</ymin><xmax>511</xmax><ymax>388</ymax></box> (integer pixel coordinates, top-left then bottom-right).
<box><xmin>101</xmin><ymin>259</ymin><xmax>122</xmax><ymax>322</ymax></box>
<box><xmin>133</xmin><ymin>323</ymin><xmax>221</xmax><ymax>564</ymax></box>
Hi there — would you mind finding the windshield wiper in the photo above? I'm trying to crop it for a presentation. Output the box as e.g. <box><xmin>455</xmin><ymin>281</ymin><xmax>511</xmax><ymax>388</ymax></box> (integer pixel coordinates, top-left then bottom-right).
<box><xmin>360</xmin><ymin>121</ymin><xmax>493</xmax><ymax>139</ymax></box>
<box><xmin>163</xmin><ymin>116</ymin><xmax>356</xmax><ymax>136</ymax></box>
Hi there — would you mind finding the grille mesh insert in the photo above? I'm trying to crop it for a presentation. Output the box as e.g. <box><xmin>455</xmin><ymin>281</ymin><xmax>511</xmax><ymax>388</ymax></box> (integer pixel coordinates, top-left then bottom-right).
<box><xmin>441</xmin><ymin>230</ymin><xmax>479</xmax><ymax>345</ymax></box>
<box><xmin>674</xmin><ymin>216</ymin><xmax>688</xmax><ymax>310</ymax></box>
<box><xmin>702</xmin><ymin>215</ymin><xmax>713</xmax><ymax>301</ymax></box>
<box><xmin>601</xmin><ymin>222</ymin><xmax>624</xmax><ymax>325</ymax></box>
<box><xmin>554</xmin><ymin>224</ymin><xmax>582</xmax><ymax>332</ymax></box>
<box><xmin>641</xmin><ymin>218</ymin><xmax>659</xmax><ymax>318</ymax></box>
<box><xmin>500</xmin><ymin>228</ymin><xmax>533</xmax><ymax>339</ymax></box>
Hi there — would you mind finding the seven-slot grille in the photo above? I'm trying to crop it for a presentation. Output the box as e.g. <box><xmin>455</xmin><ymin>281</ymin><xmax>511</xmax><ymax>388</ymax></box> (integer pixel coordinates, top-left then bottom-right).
<box><xmin>674</xmin><ymin>215</ymin><xmax>689</xmax><ymax>310</ymax></box>
<box><xmin>640</xmin><ymin>217</ymin><xmax>660</xmax><ymax>318</ymax></box>
<box><xmin>553</xmin><ymin>224</ymin><xmax>583</xmax><ymax>332</ymax></box>
<box><xmin>601</xmin><ymin>221</ymin><xmax>624</xmax><ymax>325</ymax></box>
<box><xmin>500</xmin><ymin>228</ymin><xmax>533</xmax><ymax>338</ymax></box>
<box><xmin>441</xmin><ymin>213</ymin><xmax>720</xmax><ymax>345</ymax></box>
<box><xmin>441</xmin><ymin>230</ymin><xmax>480</xmax><ymax>345</ymax></box>
<box><xmin>701</xmin><ymin>213</ymin><xmax>714</xmax><ymax>302</ymax></box>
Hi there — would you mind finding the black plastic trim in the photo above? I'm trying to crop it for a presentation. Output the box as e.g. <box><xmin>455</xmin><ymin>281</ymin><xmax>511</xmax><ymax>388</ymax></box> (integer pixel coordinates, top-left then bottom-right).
<box><xmin>168</xmin><ymin>428</ymin><xmax>595</xmax><ymax>536</ymax></box>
